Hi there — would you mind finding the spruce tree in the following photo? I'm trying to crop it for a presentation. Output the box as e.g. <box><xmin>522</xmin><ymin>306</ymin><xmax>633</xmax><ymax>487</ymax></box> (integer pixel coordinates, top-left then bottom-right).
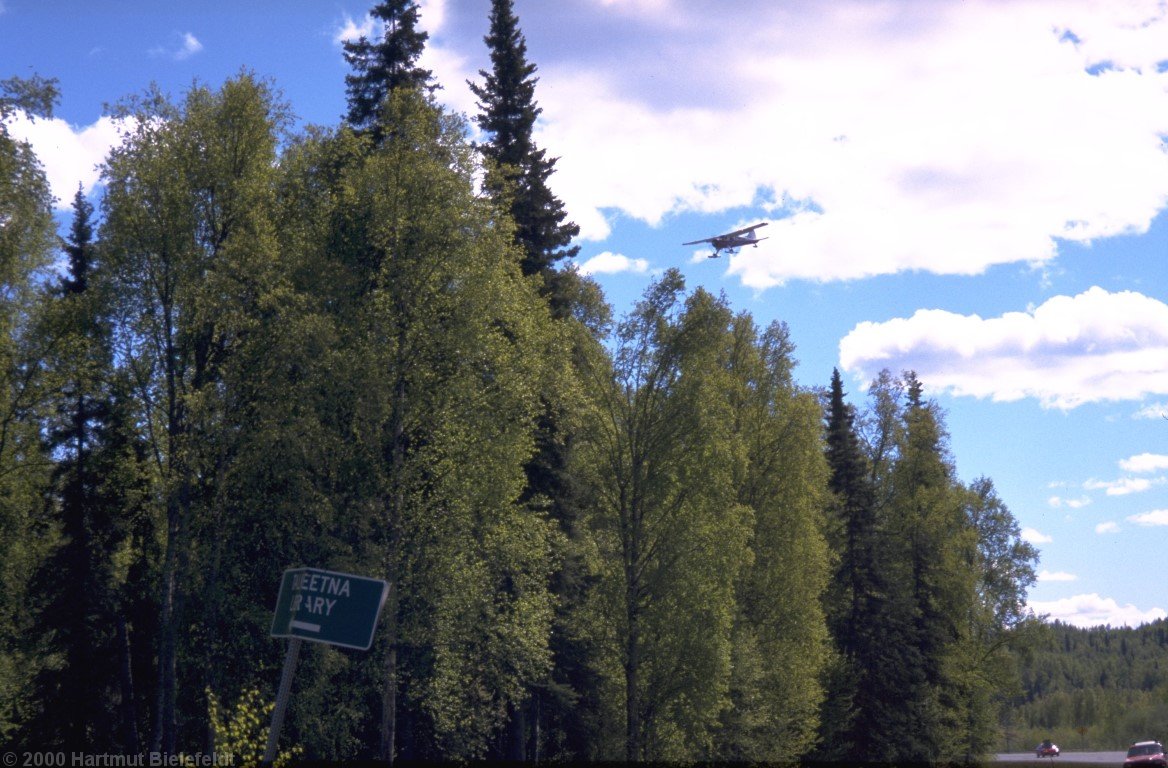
<box><xmin>343</xmin><ymin>0</ymin><xmax>434</xmax><ymax>136</ymax></box>
<box><xmin>471</xmin><ymin>3</ymin><xmax>586</xmax><ymax>757</ymax></box>
<box><xmin>825</xmin><ymin>368</ymin><xmax>880</xmax><ymax>647</ymax></box>
<box><xmin>882</xmin><ymin>372</ymin><xmax>978</xmax><ymax>762</ymax></box>
<box><xmin>23</xmin><ymin>189</ymin><xmax>114</xmax><ymax>750</ymax></box>
<box><xmin>819</xmin><ymin>368</ymin><xmax>904</xmax><ymax>762</ymax></box>
<box><xmin>470</xmin><ymin>0</ymin><xmax>579</xmax><ymax>308</ymax></box>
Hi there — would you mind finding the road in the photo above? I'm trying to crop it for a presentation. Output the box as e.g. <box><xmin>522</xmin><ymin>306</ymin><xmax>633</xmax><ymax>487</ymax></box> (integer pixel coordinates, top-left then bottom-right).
<box><xmin>996</xmin><ymin>751</ymin><xmax>1125</xmax><ymax>764</ymax></box>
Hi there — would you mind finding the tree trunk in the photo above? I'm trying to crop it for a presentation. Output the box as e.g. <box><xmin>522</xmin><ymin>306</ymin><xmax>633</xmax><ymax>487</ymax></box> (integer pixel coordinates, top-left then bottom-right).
<box><xmin>150</xmin><ymin>513</ymin><xmax>178</xmax><ymax>754</ymax></box>
<box><xmin>379</xmin><ymin>372</ymin><xmax>407</xmax><ymax>763</ymax></box>
<box><xmin>117</xmin><ymin>613</ymin><xmax>140</xmax><ymax>753</ymax></box>
<box><xmin>625</xmin><ymin>578</ymin><xmax>641</xmax><ymax>761</ymax></box>
<box><xmin>378</xmin><ymin>572</ymin><xmax>399</xmax><ymax>763</ymax></box>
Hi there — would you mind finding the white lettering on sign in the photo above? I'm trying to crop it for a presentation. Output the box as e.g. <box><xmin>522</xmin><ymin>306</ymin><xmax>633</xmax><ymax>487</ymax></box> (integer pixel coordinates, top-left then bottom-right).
<box><xmin>291</xmin><ymin>572</ymin><xmax>352</xmax><ymax>598</ymax></box>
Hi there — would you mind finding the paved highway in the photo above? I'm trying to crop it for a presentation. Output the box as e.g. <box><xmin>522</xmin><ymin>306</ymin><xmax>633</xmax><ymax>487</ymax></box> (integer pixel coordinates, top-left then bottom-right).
<box><xmin>995</xmin><ymin>751</ymin><xmax>1125</xmax><ymax>764</ymax></box>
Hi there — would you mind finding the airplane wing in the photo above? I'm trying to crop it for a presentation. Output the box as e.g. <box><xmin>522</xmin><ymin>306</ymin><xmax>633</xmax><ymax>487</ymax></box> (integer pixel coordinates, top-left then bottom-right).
<box><xmin>683</xmin><ymin>222</ymin><xmax>769</xmax><ymax>246</ymax></box>
<box><xmin>722</xmin><ymin>222</ymin><xmax>769</xmax><ymax>238</ymax></box>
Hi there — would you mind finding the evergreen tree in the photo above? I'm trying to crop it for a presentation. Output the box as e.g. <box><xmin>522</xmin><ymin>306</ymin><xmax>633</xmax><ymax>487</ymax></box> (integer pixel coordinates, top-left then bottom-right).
<box><xmin>343</xmin><ymin>0</ymin><xmax>434</xmax><ymax>137</ymax></box>
<box><xmin>470</xmin><ymin>0</ymin><xmax>579</xmax><ymax>308</ymax></box>
<box><xmin>469</xmin><ymin>2</ymin><xmax>586</xmax><ymax>757</ymax></box>
<box><xmin>879</xmin><ymin>372</ymin><xmax>979</xmax><ymax>762</ymax></box>
<box><xmin>21</xmin><ymin>188</ymin><xmax>124</xmax><ymax>751</ymax></box>
<box><xmin>824</xmin><ymin>368</ymin><xmax>881</xmax><ymax>651</ymax></box>
<box><xmin>817</xmin><ymin>368</ymin><xmax>879</xmax><ymax>760</ymax></box>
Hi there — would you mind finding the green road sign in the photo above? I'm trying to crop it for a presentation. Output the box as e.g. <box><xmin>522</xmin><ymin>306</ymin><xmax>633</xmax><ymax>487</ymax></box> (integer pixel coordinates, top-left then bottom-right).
<box><xmin>270</xmin><ymin>567</ymin><xmax>388</xmax><ymax>650</ymax></box>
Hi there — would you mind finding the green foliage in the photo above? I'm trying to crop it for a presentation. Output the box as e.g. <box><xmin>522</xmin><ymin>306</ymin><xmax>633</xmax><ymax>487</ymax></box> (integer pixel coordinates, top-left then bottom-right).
<box><xmin>0</xmin><ymin>74</ymin><xmax>59</xmax><ymax>120</ymax></box>
<box><xmin>0</xmin><ymin>74</ymin><xmax>59</xmax><ymax>743</ymax></box>
<box><xmin>470</xmin><ymin>0</ymin><xmax>580</xmax><ymax>300</ymax></box>
<box><xmin>816</xmin><ymin>369</ymin><xmax>1039</xmax><ymax>764</ymax></box>
<box><xmin>718</xmin><ymin>319</ymin><xmax>831</xmax><ymax>762</ymax></box>
<box><xmin>4</xmin><ymin>26</ymin><xmax>1040</xmax><ymax>761</ymax></box>
<box><xmin>1006</xmin><ymin>619</ymin><xmax>1168</xmax><ymax>750</ymax></box>
<box><xmin>100</xmin><ymin>71</ymin><xmax>292</xmax><ymax>753</ymax></box>
<box><xmin>343</xmin><ymin>0</ymin><xmax>434</xmax><ymax>135</ymax></box>
<box><xmin>207</xmin><ymin>687</ymin><xmax>301</xmax><ymax>767</ymax></box>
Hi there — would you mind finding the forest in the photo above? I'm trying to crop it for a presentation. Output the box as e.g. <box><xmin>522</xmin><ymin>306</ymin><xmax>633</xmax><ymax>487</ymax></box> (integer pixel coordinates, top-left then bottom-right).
<box><xmin>1</xmin><ymin>0</ymin><xmax>1045</xmax><ymax>763</ymax></box>
<box><xmin>1004</xmin><ymin>618</ymin><xmax>1168</xmax><ymax>753</ymax></box>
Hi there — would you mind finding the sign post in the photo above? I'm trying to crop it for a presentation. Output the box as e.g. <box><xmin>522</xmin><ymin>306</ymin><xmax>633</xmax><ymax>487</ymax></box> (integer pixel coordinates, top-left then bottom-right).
<box><xmin>263</xmin><ymin>567</ymin><xmax>389</xmax><ymax>763</ymax></box>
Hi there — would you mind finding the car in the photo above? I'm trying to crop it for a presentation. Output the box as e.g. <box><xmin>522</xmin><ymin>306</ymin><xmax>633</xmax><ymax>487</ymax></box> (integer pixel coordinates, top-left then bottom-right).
<box><xmin>1124</xmin><ymin>741</ymin><xmax>1168</xmax><ymax>768</ymax></box>
<box><xmin>1036</xmin><ymin>739</ymin><xmax>1060</xmax><ymax>758</ymax></box>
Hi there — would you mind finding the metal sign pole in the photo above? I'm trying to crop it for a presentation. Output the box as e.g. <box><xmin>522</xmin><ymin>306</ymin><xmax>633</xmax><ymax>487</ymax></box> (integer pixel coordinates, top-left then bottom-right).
<box><xmin>263</xmin><ymin>567</ymin><xmax>388</xmax><ymax>762</ymax></box>
<box><xmin>262</xmin><ymin>637</ymin><xmax>302</xmax><ymax>765</ymax></box>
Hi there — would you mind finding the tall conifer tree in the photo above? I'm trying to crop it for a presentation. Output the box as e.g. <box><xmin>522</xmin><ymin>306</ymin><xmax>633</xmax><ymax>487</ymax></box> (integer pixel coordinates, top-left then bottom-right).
<box><xmin>818</xmin><ymin>368</ymin><xmax>911</xmax><ymax>762</ymax></box>
<box><xmin>23</xmin><ymin>189</ymin><xmax>118</xmax><ymax>750</ymax></box>
<box><xmin>25</xmin><ymin>188</ymin><xmax>153</xmax><ymax>752</ymax></box>
<box><xmin>825</xmin><ymin>368</ymin><xmax>880</xmax><ymax>647</ymax></box>
<box><xmin>471</xmin><ymin>3</ymin><xmax>587</xmax><ymax>757</ymax></box>
<box><xmin>344</xmin><ymin>0</ymin><xmax>434</xmax><ymax>136</ymax></box>
<box><xmin>470</xmin><ymin>0</ymin><xmax>579</xmax><ymax>309</ymax></box>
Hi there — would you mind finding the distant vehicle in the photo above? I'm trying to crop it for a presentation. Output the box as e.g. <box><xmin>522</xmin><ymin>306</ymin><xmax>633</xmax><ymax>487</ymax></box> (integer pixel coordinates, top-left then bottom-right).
<box><xmin>683</xmin><ymin>222</ymin><xmax>768</xmax><ymax>258</ymax></box>
<box><xmin>1125</xmin><ymin>740</ymin><xmax>1167</xmax><ymax>768</ymax></box>
<box><xmin>1036</xmin><ymin>739</ymin><xmax>1060</xmax><ymax>758</ymax></box>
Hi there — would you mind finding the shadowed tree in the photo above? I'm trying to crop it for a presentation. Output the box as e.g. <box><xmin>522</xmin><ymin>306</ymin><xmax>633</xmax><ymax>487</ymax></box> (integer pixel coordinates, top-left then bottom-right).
<box><xmin>0</xmin><ymin>74</ymin><xmax>60</xmax><ymax>741</ymax></box>
<box><xmin>344</xmin><ymin>0</ymin><xmax>434</xmax><ymax>139</ymax></box>
<box><xmin>815</xmin><ymin>368</ymin><xmax>893</xmax><ymax>761</ymax></box>
<box><xmin>22</xmin><ymin>189</ymin><xmax>121</xmax><ymax>751</ymax></box>
<box><xmin>470</xmin><ymin>0</ymin><xmax>579</xmax><ymax>311</ymax></box>
<box><xmin>100</xmin><ymin>74</ymin><xmax>292</xmax><ymax>752</ymax></box>
<box><xmin>469</xmin><ymin>4</ymin><xmax>587</xmax><ymax>758</ymax></box>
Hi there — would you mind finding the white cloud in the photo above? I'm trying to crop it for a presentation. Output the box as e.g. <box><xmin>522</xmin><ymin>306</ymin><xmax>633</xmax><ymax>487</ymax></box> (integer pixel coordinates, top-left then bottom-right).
<box><xmin>419</xmin><ymin>44</ymin><xmax>475</xmax><ymax>119</ymax></box>
<box><xmin>1096</xmin><ymin>521</ymin><xmax>1121</xmax><ymax>534</ymax></box>
<box><xmin>839</xmin><ymin>288</ymin><xmax>1168</xmax><ymax>409</ymax></box>
<box><xmin>526</xmin><ymin>1</ymin><xmax>1168</xmax><ymax>284</ymax></box>
<box><xmin>1048</xmin><ymin>495</ymin><xmax>1090</xmax><ymax>509</ymax></box>
<box><xmin>1030</xmin><ymin>593</ymin><xmax>1167</xmax><ymax>628</ymax></box>
<box><xmin>150</xmin><ymin>32</ymin><xmax>203</xmax><ymax>61</ymax></box>
<box><xmin>1084</xmin><ymin>476</ymin><xmax>1162</xmax><ymax>496</ymax></box>
<box><xmin>418</xmin><ymin>0</ymin><xmax>447</xmax><ymax>34</ymax></box>
<box><xmin>176</xmin><ymin>32</ymin><xmax>202</xmax><ymax>60</ymax></box>
<box><xmin>333</xmin><ymin>13</ymin><xmax>375</xmax><ymax>46</ymax></box>
<box><xmin>1128</xmin><ymin>509</ymin><xmax>1168</xmax><ymax>526</ymax></box>
<box><xmin>4</xmin><ymin>112</ymin><xmax>125</xmax><ymax>209</ymax></box>
<box><xmin>1038</xmin><ymin>570</ymin><xmax>1077</xmax><ymax>582</ymax></box>
<box><xmin>1133</xmin><ymin>402</ymin><xmax>1168</xmax><ymax>420</ymax></box>
<box><xmin>577</xmin><ymin>251</ymin><xmax>650</xmax><ymax>277</ymax></box>
<box><xmin>1120</xmin><ymin>453</ymin><xmax>1168</xmax><ymax>473</ymax></box>
<box><xmin>1021</xmin><ymin>527</ymin><xmax>1052</xmax><ymax>544</ymax></box>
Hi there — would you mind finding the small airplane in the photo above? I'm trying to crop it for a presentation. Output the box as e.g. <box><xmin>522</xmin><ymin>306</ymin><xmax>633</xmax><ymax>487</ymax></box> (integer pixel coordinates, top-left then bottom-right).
<box><xmin>683</xmin><ymin>222</ymin><xmax>769</xmax><ymax>258</ymax></box>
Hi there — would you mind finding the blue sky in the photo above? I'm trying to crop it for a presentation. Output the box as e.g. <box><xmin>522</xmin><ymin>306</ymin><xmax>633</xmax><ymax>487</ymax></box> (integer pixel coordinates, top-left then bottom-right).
<box><xmin>4</xmin><ymin>0</ymin><xmax>1168</xmax><ymax>628</ymax></box>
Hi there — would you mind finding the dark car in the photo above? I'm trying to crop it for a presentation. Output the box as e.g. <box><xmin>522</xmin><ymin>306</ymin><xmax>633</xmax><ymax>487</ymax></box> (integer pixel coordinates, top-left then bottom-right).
<box><xmin>1125</xmin><ymin>741</ymin><xmax>1168</xmax><ymax>768</ymax></box>
<box><xmin>1037</xmin><ymin>739</ymin><xmax>1059</xmax><ymax>757</ymax></box>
